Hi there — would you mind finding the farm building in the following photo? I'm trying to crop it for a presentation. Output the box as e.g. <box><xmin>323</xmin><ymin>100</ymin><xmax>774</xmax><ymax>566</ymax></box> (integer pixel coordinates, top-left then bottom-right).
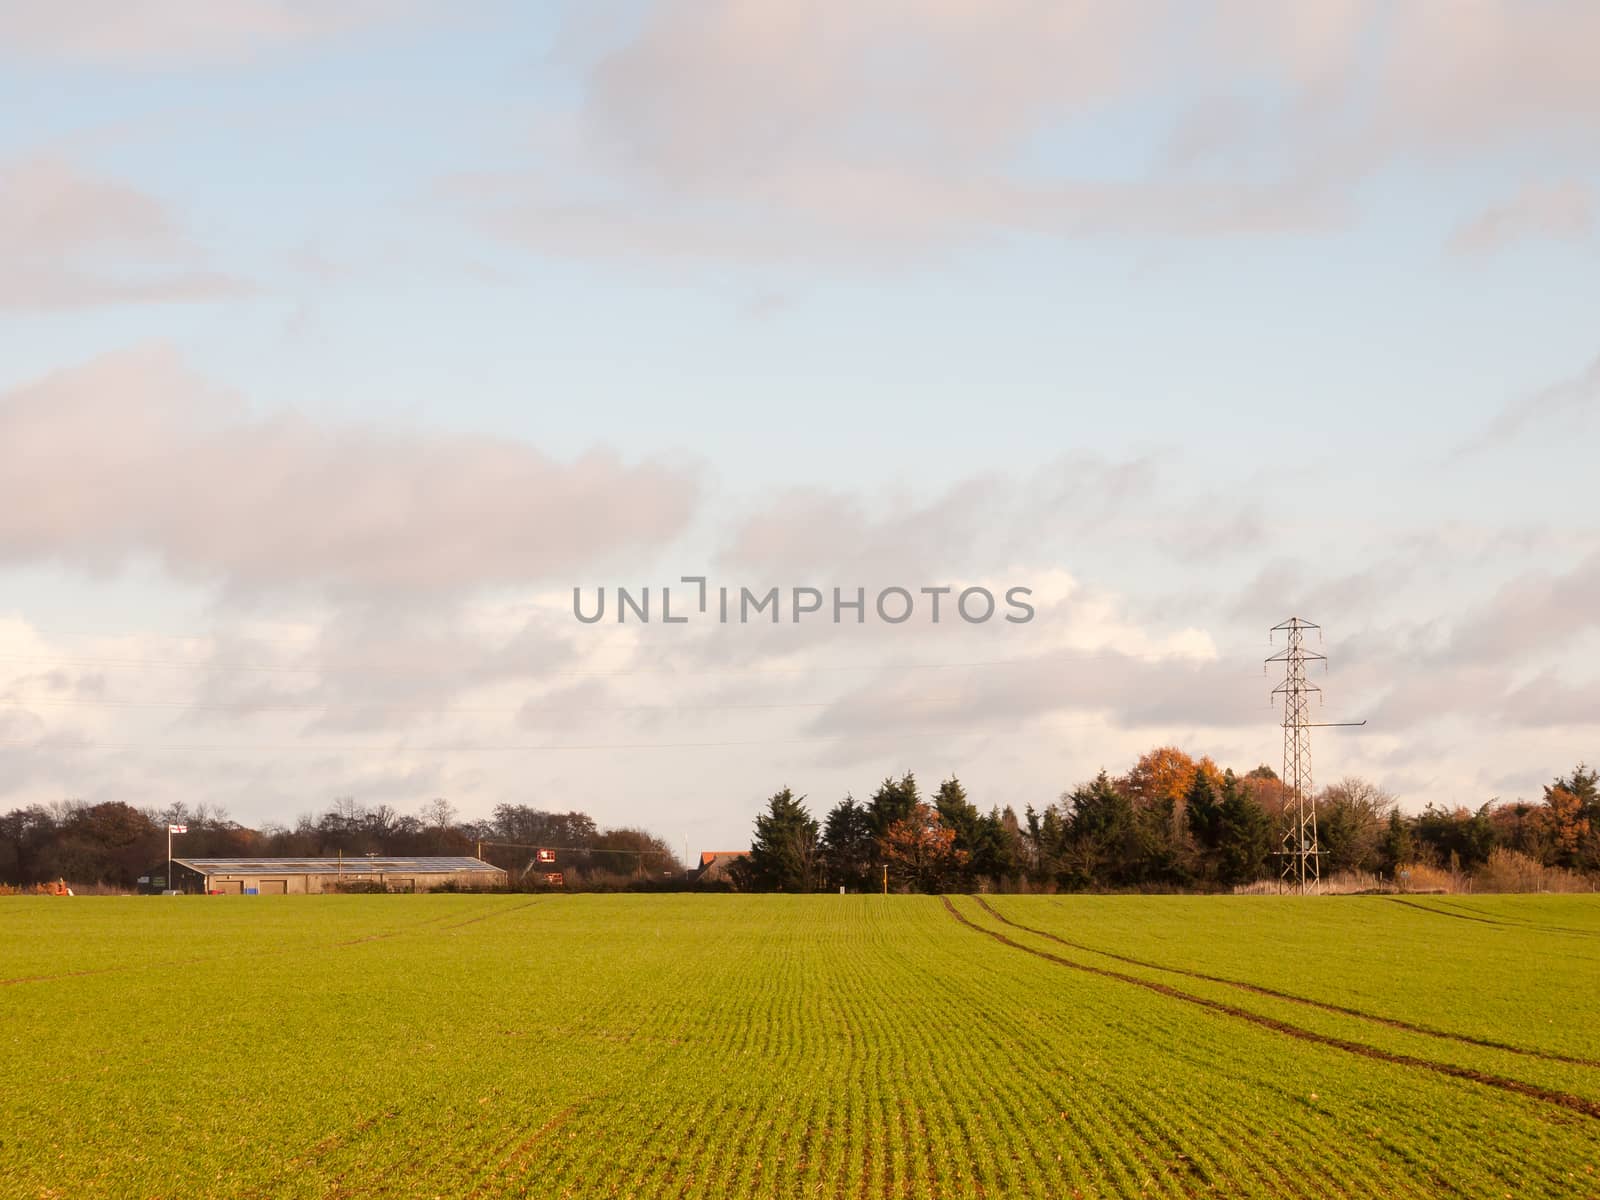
<box><xmin>169</xmin><ymin>856</ymin><xmax>506</xmax><ymax>895</ymax></box>
<box><xmin>693</xmin><ymin>850</ymin><xmax>749</xmax><ymax>884</ymax></box>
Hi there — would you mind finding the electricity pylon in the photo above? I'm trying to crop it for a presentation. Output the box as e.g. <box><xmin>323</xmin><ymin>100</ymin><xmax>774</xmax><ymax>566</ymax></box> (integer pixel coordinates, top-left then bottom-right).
<box><xmin>1269</xmin><ymin>618</ymin><xmax>1323</xmax><ymax>893</ymax></box>
<box><xmin>1266</xmin><ymin>617</ymin><xmax>1366</xmax><ymax>894</ymax></box>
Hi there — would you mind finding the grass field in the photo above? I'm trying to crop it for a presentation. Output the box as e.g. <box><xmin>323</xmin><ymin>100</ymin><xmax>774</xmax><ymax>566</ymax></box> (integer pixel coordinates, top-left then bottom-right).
<box><xmin>3</xmin><ymin>894</ymin><xmax>1599</xmax><ymax>1199</ymax></box>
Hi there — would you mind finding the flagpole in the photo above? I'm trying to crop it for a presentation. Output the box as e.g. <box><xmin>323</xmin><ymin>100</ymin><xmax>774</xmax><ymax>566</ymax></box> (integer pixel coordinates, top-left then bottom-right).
<box><xmin>166</xmin><ymin>824</ymin><xmax>186</xmax><ymax>893</ymax></box>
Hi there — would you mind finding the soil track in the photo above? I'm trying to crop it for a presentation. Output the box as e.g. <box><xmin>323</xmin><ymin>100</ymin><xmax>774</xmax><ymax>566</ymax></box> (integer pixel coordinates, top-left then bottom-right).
<box><xmin>943</xmin><ymin>896</ymin><xmax>1600</xmax><ymax>1121</ymax></box>
<box><xmin>439</xmin><ymin>898</ymin><xmax>544</xmax><ymax>930</ymax></box>
<box><xmin>466</xmin><ymin>1101</ymin><xmax>582</xmax><ymax>1200</ymax></box>
<box><xmin>1427</xmin><ymin>896</ymin><xmax>1600</xmax><ymax>939</ymax></box>
<box><xmin>337</xmin><ymin>910</ymin><xmax>459</xmax><ymax>945</ymax></box>
<box><xmin>1386</xmin><ymin>896</ymin><xmax>1600</xmax><ymax>939</ymax></box>
<box><xmin>984</xmin><ymin>898</ymin><xmax>1600</xmax><ymax>1069</ymax></box>
<box><xmin>1386</xmin><ymin>897</ymin><xmax>1505</xmax><ymax>926</ymax></box>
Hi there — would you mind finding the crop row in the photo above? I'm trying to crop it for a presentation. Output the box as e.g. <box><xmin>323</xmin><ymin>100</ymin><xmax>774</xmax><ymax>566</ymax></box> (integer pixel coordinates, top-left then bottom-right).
<box><xmin>4</xmin><ymin>895</ymin><xmax>1598</xmax><ymax>1198</ymax></box>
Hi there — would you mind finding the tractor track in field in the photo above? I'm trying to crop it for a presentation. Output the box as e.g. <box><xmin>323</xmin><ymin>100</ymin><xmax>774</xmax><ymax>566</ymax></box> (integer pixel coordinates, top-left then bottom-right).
<box><xmin>465</xmin><ymin>1101</ymin><xmax>583</xmax><ymax>1200</ymax></box>
<box><xmin>1384</xmin><ymin>896</ymin><xmax>1600</xmax><ymax>939</ymax></box>
<box><xmin>439</xmin><ymin>898</ymin><xmax>544</xmax><ymax>930</ymax></box>
<box><xmin>1425</xmin><ymin>896</ymin><xmax>1600</xmax><ymax>939</ymax></box>
<box><xmin>1</xmin><ymin>964</ymin><xmax>125</xmax><ymax>986</ymax></box>
<box><xmin>942</xmin><ymin>897</ymin><xmax>1600</xmax><ymax>1122</ymax></box>
<box><xmin>1386</xmin><ymin>897</ymin><xmax>1508</xmax><ymax>926</ymax></box>
<box><xmin>337</xmin><ymin>910</ymin><xmax>459</xmax><ymax>945</ymax></box>
<box><xmin>989</xmin><ymin>897</ymin><xmax>1600</xmax><ymax>1070</ymax></box>
<box><xmin>243</xmin><ymin>1107</ymin><xmax>402</xmax><ymax>1199</ymax></box>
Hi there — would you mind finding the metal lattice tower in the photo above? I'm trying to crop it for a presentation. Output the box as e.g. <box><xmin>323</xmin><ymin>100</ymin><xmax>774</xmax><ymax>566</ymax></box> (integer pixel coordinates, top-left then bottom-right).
<box><xmin>1269</xmin><ymin>617</ymin><xmax>1325</xmax><ymax>893</ymax></box>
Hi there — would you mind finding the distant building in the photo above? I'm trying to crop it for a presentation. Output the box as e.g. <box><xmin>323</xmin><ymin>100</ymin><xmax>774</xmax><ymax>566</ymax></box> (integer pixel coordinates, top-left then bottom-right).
<box><xmin>170</xmin><ymin>856</ymin><xmax>506</xmax><ymax>895</ymax></box>
<box><xmin>693</xmin><ymin>850</ymin><xmax>749</xmax><ymax>884</ymax></box>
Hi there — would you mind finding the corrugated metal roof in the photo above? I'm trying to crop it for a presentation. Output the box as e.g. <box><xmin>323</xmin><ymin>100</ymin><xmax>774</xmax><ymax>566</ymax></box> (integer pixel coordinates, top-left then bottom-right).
<box><xmin>172</xmin><ymin>857</ymin><xmax>504</xmax><ymax>875</ymax></box>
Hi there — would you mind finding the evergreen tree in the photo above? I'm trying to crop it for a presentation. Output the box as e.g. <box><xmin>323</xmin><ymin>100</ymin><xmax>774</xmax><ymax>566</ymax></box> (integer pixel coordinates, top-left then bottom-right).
<box><xmin>933</xmin><ymin>777</ymin><xmax>981</xmax><ymax>889</ymax></box>
<box><xmin>996</xmin><ymin>806</ymin><xmax>1029</xmax><ymax>881</ymax></box>
<box><xmin>968</xmin><ymin>807</ymin><xmax>1018</xmax><ymax>886</ymax></box>
<box><xmin>821</xmin><ymin>795</ymin><xmax>876</xmax><ymax>891</ymax></box>
<box><xmin>1215</xmin><ymin>770</ymin><xmax>1273</xmax><ymax>887</ymax></box>
<box><xmin>1377</xmin><ymin>810</ymin><xmax>1414</xmax><ymax>879</ymax></box>
<box><xmin>1022</xmin><ymin>805</ymin><xmax>1043</xmax><ymax>879</ymax></box>
<box><xmin>868</xmin><ymin>773</ymin><xmax>920</xmax><ymax>838</ymax></box>
<box><xmin>1552</xmin><ymin>764</ymin><xmax>1599</xmax><ymax>814</ymax></box>
<box><xmin>735</xmin><ymin>788</ymin><xmax>820</xmax><ymax>892</ymax></box>
<box><xmin>1414</xmin><ymin>803</ymin><xmax>1498</xmax><ymax>870</ymax></box>
<box><xmin>1184</xmin><ymin>768</ymin><xmax>1224</xmax><ymax>884</ymax></box>
<box><xmin>1060</xmin><ymin>772</ymin><xmax>1133</xmax><ymax>888</ymax></box>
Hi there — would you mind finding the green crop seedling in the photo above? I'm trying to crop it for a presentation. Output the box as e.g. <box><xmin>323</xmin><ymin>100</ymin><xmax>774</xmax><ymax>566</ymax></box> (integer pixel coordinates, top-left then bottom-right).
<box><xmin>3</xmin><ymin>894</ymin><xmax>1597</xmax><ymax>1198</ymax></box>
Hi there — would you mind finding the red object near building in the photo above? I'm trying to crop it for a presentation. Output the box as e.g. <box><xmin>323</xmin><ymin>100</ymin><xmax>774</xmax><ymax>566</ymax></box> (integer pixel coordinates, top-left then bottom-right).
<box><xmin>542</xmin><ymin>872</ymin><xmax>564</xmax><ymax>886</ymax></box>
<box><xmin>535</xmin><ymin>848</ymin><xmax>556</xmax><ymax>864</ymax></box>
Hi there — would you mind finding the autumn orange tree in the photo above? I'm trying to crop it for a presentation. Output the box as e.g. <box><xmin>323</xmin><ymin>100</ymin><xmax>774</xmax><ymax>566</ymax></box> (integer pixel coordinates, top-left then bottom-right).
<box><xmin>879</xmin><ymin>802</ymin><xmax>968</xmax><ymax>893</ymax></box>
<box><xmin>1544</xmin><ymin>785</ymin><xmax>1593</xmax><ymax>869</ymax></box>
<box><xmin>1120</xmin><ymin>747</ymin><xmax>1201</xmax><ymax>809</ymax></box>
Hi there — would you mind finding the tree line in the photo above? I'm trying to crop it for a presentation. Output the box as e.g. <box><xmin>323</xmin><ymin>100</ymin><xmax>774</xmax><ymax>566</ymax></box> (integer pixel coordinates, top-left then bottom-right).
<box><xmin>732</xmin><ymin>749</ymin><xmax>1600</xmax><ymax>893</ymax></box>
<box><xmin>0</xmin><ymin>796</ymin><xmax>680</xmax><ymax>890</ymax></box>
<box><xmin>5</xmin><ymin>750</ymin><xmax>1595</xmax><ymax>893</ymax></box>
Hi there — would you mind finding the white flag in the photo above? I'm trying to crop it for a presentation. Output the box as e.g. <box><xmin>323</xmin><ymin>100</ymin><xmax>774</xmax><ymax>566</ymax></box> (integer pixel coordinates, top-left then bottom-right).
<box><xmin>169</xmin><ymin>823</ymin><xmax>188</xmax><ymax>833</ymax></box>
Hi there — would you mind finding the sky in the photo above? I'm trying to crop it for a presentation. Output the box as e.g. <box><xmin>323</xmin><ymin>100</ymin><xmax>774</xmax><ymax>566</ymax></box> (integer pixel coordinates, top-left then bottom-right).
<box><xmin>1</xmin><ymin>0</ymin><xmax>1597</xmax><ymax>853</ymax></box>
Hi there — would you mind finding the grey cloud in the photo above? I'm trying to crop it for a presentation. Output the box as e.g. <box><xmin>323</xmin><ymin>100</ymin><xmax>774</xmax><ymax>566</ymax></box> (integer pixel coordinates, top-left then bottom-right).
<box><xmin>1362</xmin><ymin>664</ymin><xmax>1515</xmax><ymax>732</ymax></box>
<box><xmin>0</xmin><ymin>707</ymin><xmax>47</xmax><ymax>742</ymax></box>
<box><xmin>1221</xmin><ymin>558</ymin><xmax>1421</xmax><ymax>628</ymax></box>
<box><xmin>175</xmin><ymin>607</ymin><xmax>582</xmax><ymax>735</ymax></box>
<box><xmin>1446</xmin><ymin>180</ymin><xmax>1593</xmax><ymax>256</ymax></box>
<box><xmin>0</xmin><ymin>347</ymin><xmax>702</xmax><ymax>596</ymax></box>
<box><xmin>0</xmin><ymin>0</ymin><xmax>423</xmax><ymax>65</ymax></box>
<box><xmin>717</xmin><ymin>474</ymin><xmax>1006</xmax><ymax>580</ymax></box>
<box><xmin>716</xmin><ymin>452</ymin><xmax>1265</xmax><ymax>582</ymax></box>
<box><xmin>0</xmin><ymin>156</ymin><xmax>249</xmax><ymax>311</ymax></box>
<box><xmin>1498</xmin><ymin>675</ymin><xmax>1600</xmax><ymax>730</ymax></box>
<box><xmin>462</xmin><ymin>162</ymin><xmax>1348</xmax><ymax>269</ymax></box>
<box><xmin>581</xmin><ymin>2</ymin><xmax>1157</xmax><ymax>186</ymax></box>
<box><xmin>1445</xmin><ymin>553</ymin><xmax>1600</xmax><ymax>667</ymax></box>
<box><xmin>804</xmin><ymin>646</ymin><xmax>1272</xmax><ymax>744</ymax></box>
<box><xmin>0</xmin><ymin>710</ymin><xmax>91</xmax><ymax>801</ymax></box>
<box><xmin>1455</xmin><ymin>353</ymin><xmax>1600</xmax><ymax>458</ymax></box>
<box><xmin>516</xmin><ymin>678</ymin><xmax>620</xmax><ymax>734</ymax></box>
<box><xmin>300</xmin><ymin>607</ymin><xmax>578</xmax><ymax>733</ymax></box>
<box><xmin>456</xmin><ymin>1</ymin><xmax>1600</xmax><ymax>267</ymax></box>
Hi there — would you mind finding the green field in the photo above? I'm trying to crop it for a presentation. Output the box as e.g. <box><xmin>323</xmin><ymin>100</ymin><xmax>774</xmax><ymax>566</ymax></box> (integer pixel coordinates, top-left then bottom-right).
<box><xmin>4</xmin><ymin>895</ymin><xmax>1599</xmax><ymax>1199</ymax></box>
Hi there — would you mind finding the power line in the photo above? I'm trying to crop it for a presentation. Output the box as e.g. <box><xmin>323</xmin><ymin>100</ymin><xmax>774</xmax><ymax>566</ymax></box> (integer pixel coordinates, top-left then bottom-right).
<box><xmin>0</xmin><ymin>730</ymin><xmax>1020</xmax><ymax>754</ymax></box>
<box><xmin>0</xmin><ymin>645</ymin><xmax>1217</xmax><ymax>680</ymax></box>
<box><xmin>0</xmin><ymin>713</ymin><xmax>1122</xmax><ymax>755</ymax></box>
<box><xmin>4</xmin><ymin>694</ymin><xmax>956</xmax><ymax>716</ymax></box>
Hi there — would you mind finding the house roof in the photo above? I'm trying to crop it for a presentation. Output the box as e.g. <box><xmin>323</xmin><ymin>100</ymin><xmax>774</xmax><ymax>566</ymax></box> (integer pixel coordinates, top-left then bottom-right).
<box><xmin>172</xmin><ymin>856</ymin><xmax>504</xmax><ymax>876</ymax></box>
<box><xmin>698</xmin><ymin>850</ymin><xmax>749</xmax><ymax>868</ymax></box>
